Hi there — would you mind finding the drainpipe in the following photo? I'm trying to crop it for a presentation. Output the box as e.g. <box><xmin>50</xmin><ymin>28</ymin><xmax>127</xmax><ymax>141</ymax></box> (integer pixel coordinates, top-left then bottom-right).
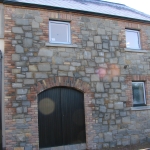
<box><xmin>0</xmin><ymin>50</ymin><xmax>2</xmax><ymax>149</ymax></box>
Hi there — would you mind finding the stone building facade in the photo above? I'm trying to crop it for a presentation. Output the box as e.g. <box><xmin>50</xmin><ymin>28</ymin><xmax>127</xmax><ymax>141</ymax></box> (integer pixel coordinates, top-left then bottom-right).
<box><xmin>2</xmin><ymin>0</ymin><xmax>150</xmax><ymax>150</ymax></box>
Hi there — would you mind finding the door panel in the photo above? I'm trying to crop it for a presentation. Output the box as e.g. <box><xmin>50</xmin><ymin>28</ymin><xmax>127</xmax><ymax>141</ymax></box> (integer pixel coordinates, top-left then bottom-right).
<box><xmin>61</xmin><ymin>88</ymin><xmax>86</xmax><ymax>145</ymax></box>
<box><xmin>38</xmin><ymin>87</ymin><xmax>86</xmax><ymax>148</ymax></box>
<box><xmin>38</xmin><ymin>88</ymin><xmax>62</xmax><ymax>148</ymax></box>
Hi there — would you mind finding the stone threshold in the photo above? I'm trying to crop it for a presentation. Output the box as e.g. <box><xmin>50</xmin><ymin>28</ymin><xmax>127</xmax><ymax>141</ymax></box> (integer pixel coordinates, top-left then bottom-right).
<box><xmin>131</xmin><ymin>106</ymin><xmax>150</xmax><ymax>111</ymax></box>
<box><xmin>40</xmin><ymin>143</ymin><xmax>86</xmax><ymax>150</ymax></box>
<box><xmin>124</xmin><ymin>48</ymin><xmax>148</xmax><ymax>53</ymax></box>
<box><xmin>45</xmin><ymin>42</ymin><xmax>78</xmax><ymax>48</ymax></box>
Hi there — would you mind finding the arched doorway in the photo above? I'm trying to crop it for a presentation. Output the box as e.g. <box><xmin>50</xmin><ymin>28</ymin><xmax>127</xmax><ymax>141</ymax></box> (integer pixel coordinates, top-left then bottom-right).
<box><xmin>38</xmin><ymin>87</ymin><xmax>86</xmax><ymax>148</ymax></box>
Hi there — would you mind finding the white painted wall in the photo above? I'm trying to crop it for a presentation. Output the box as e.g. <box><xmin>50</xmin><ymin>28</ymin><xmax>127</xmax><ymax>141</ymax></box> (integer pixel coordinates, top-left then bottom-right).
<box><xmin>0</xmin><ymin>39</ymin><xmax>5</xmax><ymax>148</ymax></box>
<box><xmin>0</xmin><ymin>4</ymin><xmax>4</xmax><ymax>39</ymax></box>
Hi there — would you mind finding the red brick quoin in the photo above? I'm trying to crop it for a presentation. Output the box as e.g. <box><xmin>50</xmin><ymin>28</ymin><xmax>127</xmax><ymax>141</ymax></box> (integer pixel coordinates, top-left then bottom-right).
<box><xmin>27</xmin><ymin>76</ymin><xmax>96</xmax><ymax>150</ymax></box>
<box><xmin>126</xmin><ymin>75</ymin><xmax>150</xmax><ymax>107</ymax></box>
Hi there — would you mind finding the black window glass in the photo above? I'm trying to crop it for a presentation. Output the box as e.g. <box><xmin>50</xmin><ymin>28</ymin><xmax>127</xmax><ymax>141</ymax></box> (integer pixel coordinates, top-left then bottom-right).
<box><xmin>132</xmin><ymin>82</ymin><xmax>145</xmax><ymax>105</ymax></box>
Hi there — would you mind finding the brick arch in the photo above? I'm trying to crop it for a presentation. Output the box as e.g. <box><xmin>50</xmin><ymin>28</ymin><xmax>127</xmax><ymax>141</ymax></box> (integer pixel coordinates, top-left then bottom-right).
<box><xmin>33</xmin><ymin>76</ymin><xmax>91</xmax><ymax>94</ymax></box>
<box><xmin>27</xmin><ymin>76</ymin><xmax>97</xmax><ymax>150</ymax></box>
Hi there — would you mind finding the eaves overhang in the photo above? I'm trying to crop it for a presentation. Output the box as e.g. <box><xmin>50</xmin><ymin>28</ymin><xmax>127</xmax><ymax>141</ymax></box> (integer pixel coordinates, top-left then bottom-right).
<box><xmin>3</xmin><ymin>0</ymin><xmax>150</xmax><ymax>24</ymax></box>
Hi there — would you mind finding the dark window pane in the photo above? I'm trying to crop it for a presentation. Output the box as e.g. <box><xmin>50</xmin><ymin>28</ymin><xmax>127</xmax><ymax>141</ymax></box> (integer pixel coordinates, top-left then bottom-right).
<box><xmin>132</xmin><ymin>82</ymin><xmax>145</xmax><ymax>105</ymax></box>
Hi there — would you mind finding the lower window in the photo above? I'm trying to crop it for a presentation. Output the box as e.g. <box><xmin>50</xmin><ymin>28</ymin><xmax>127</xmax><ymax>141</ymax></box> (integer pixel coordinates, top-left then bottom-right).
<box><xmin>132</xmin><ymin>82</ymin><xmax>146</xmax><ymax>106</ymax></box>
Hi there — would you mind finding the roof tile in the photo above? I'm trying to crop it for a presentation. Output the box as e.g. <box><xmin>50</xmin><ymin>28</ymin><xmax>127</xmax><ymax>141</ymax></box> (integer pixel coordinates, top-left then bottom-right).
<box><xmin>4</xmin><ymin>0</ymin><xmax>150</xmax><ymax>21</ymax></box>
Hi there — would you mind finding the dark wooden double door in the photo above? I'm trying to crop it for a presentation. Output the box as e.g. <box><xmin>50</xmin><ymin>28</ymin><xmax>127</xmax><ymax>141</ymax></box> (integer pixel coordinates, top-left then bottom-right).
<box><xmin>38</xmin><ymin>87</ymin><xmax>86</xmax><ymax>148</ymax></box>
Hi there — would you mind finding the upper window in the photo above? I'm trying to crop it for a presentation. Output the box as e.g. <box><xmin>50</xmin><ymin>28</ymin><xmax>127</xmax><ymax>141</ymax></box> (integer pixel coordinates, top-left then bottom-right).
<box><xmin>132</xmin><ymin>82</ymin><xmax>146</xmax><ymax>106</ymax></box>
<box><xmin>49</xmin><ymin>21</ymin><xmax>71</xmax><ymax>44</ymax></box>
<box><xmin>126</xmin><ymin>29</ymin><xmax>141</xmax><ymax>49</ymax></box>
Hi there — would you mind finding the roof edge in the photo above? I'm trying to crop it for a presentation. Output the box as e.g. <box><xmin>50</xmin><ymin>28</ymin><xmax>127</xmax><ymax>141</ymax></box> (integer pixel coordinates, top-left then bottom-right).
<box><xmin>3</xmin><ymin>0</ymin><xmax>150</xmax><ymax>24</ymax></box>
<box><xmin>101</xmin><ymin>0</ymin><xmax>126</xmax><ymax>6</ymax></box>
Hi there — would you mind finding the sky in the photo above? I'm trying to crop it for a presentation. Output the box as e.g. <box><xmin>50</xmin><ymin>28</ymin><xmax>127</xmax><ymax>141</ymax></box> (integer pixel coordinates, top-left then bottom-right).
<box><xmin>104</xmin><ymin>0</ymin><xmax>150</xmax><ymax>15</ymax></box>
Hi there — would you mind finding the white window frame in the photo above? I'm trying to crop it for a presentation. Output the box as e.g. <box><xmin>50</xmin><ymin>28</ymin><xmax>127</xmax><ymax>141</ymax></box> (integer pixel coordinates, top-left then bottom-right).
<box><xmin>125</xmin><ymin>29</ymin><xmax>141</xmax><ymax>50</ymax></box>
<box><xmin>132</xmin><ymin>82</ymin><xmax>146</xmax><ymax>106</ymax></box>
<box><xmin>49</xmin><ymin>20</ymin><xmax>71</xmax><ymax>44</ymax></box>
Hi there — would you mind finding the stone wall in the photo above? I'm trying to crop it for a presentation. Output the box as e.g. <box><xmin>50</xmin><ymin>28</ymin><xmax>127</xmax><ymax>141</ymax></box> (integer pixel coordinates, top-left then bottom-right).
<box><xmin>4</xmin><ymin>5</ymin><xmax>150</xmax><ymax>150</ymax></box>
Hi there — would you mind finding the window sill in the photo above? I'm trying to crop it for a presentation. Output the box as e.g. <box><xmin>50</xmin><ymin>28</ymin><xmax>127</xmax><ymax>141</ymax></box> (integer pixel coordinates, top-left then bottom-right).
<box><xmin>45</xmin><ymin>42</ymin><xmax>78</xmax><ymax>48</ymax></box>
<box><xmin>124</xmin><ymin>48</ymin><xmax>148</xmax><ymax>53</ymax></box>
<box><xmin>131</xmin><ymin>106</ymin><xmax>150</xmax><ymax>111</ymax></box>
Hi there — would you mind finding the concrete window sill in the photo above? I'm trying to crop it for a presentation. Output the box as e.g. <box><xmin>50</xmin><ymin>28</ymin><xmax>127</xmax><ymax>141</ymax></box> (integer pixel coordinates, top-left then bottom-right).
<box><xmin>131</xmin><ymin>106</ymin><xmax>150</xmax><ymax>111</ymax></box>
<box><xmin>45</xmin><ymin>42</ymin><xmax>78</xmax><ymax>48</ymax></box>
<box><xmin>124</xmin><ymin>48</ymin><xmax>148</xmax><ymax>53</ymax></box>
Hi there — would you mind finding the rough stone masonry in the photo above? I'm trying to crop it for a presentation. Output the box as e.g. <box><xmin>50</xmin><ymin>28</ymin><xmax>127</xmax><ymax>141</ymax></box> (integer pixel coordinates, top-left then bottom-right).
<box><xmin>3</xmin><ymin>5</ymin><xmax>150</xmax><ymax>150</ymax></box>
